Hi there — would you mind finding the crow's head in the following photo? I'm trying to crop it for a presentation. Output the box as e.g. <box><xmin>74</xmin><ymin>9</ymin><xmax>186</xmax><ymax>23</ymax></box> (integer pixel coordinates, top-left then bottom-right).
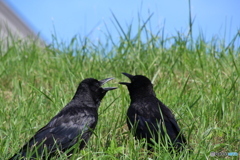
<box><xmin>74</xmin><ymin>77</ymin><xmax>117</xmax><ymax>104</ymax></box>
<box><xmin>119</xmin><ymin>73</ymin><xmax>155</xmax><ymax>98</ymax></box>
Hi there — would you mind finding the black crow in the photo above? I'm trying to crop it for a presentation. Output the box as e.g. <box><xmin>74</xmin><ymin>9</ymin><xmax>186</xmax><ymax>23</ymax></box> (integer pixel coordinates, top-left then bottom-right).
<box><xmin>119</xmin><ymin>73</ymin><xmax>187</xmax><ymax>151</ymax></box>
<box><xmin>9</xmin><ymin>77</ymin><xmax>117</xmax><ymax>159</ymax></box>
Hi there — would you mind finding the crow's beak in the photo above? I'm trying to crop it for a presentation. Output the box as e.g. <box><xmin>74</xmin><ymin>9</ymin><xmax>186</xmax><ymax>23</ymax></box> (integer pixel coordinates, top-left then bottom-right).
<box><xmin>119</xmin><ymin>82</ymin><xmax>130</xmax><ymax>85</ymax></box>
<box><xmin>122</xmin><ymin>73</ymin><xmax>134</xmax><ymax>79</ymax></box>
<box><xmin>119</xmin><ymin>72</ymin><xmax>133</xmax><ymax>85</ymax></box>
<box><xmin>100</xmin><ymin>77</ymin><xmax>117</xmax><ymax>91</ymax></box>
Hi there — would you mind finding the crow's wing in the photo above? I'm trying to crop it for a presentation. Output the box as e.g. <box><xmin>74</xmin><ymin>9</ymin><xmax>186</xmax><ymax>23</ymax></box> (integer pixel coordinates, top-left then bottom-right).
<box><xmin>165</xmin><ymin>117</ymin><xmax>186</xmax><ymax>144</ymax></box>
<box><xmin>127</xmin><ymin>98</ymin><xmax>163</xmax><ymax>140</ymax></box>
<box><xmin>159</xmin><ymin>101</ymin><xmax>187</xmax><ymax>144</ymax></box>
<box><xmin>127</xmin><ymin>97</ymin><xmax>186</xmax><ymax>144</ymax></box>
<box><xmin>19</xmin><ymin>107</ymin><xmax>97</xmax><ymax>156</ymax></box>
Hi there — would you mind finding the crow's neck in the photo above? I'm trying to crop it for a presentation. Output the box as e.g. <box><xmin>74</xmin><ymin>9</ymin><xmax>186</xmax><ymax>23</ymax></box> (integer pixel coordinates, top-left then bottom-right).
<box><xmin>129</xmin><ymin>89</ymin><xmax>156</xmax><ymax>101</ymax></box>
<box><xmin>72</xmin><ymin>94</ymin><xmax>100</xmax><ymax>108</ymax></box>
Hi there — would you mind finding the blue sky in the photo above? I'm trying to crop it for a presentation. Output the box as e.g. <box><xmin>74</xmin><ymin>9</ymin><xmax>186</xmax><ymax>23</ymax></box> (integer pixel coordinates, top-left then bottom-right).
<box><xmin>5</xmin><ymin>0</ymin><xmax>240</xmax><ymax>45</ymax></box>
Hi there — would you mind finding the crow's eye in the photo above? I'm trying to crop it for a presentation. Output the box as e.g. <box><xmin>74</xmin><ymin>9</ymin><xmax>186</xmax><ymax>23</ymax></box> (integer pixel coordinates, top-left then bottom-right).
<box><xmin>90</xmin><ymin>84</ymin><xmax>99</xmax><ymax>92</ymax></box>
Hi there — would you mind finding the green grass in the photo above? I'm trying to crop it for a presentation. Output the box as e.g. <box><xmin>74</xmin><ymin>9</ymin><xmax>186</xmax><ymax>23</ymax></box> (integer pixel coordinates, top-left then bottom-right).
<box><xmin>0</xmin><ymin>24</ymin><xmax>239</xmax><ymax>159</ymax></box>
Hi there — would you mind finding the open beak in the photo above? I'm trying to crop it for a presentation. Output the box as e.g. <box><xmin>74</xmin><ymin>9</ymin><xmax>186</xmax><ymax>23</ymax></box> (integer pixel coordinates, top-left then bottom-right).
<box><xmin>99</xmin><ymin>77</ymin><xmax>117</xmax><ymax>91</ymax></box>
<box><xmin>119</xmin><ymin>72</ymin><xmax>133</xmax><ymax>85</ymax></box>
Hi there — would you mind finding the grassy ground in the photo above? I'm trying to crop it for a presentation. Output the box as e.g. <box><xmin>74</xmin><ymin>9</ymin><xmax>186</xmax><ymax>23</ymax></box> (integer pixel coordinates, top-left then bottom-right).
<box><xmin>0</xmin><ymin>27</ymin><xmax>239</xmax><ymax>159</ymax></box>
